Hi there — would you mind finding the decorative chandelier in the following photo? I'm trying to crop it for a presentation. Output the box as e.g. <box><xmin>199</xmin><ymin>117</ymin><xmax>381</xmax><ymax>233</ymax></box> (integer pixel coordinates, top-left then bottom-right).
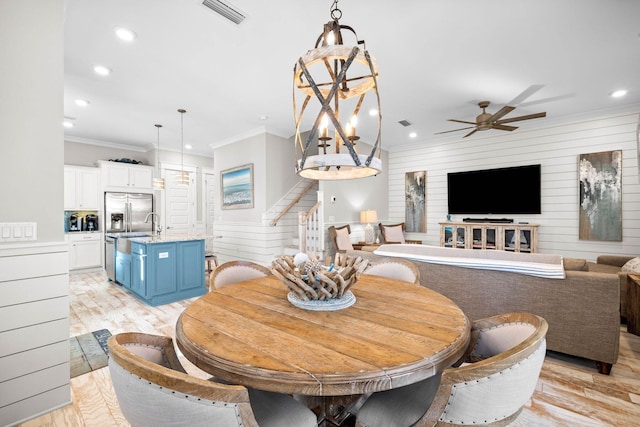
<box><xmin>176</xmin><ymin>108</ymin><xmax>190</xmax><ymax>185</ymax></box>
<box><xmin>293</xmin><ymin>0</ymin><xmax>382</xmax><ymax>180</ymax></box>
<box><xmin>153</xmin><ymin>124</ymin><xmax>165</xmax><ymax>190</ymax></box>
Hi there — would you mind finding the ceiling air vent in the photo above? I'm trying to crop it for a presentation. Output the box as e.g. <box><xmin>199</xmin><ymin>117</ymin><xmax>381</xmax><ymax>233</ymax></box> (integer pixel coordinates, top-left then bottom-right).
<box><xmin>398</xmin><ymin>120</ymin><xmax>413</xmax><ymax>127</ymax></box>
<box><xmin>202</xmin><ymin>0</ymin><xmax>246</xmax><ymax>25</ymax></box>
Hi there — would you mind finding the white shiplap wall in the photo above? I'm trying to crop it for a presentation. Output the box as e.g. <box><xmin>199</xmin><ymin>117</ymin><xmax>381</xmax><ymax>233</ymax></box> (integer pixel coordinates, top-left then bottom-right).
<box><xmin>388</xmin><ymin>109</ymin><xmax>640</xmax><ymax>262</ymax></box>
<box><xmin>212</xmin><ymin>180</ymin><xmax>318</xmax><ymax>266</ymax></box>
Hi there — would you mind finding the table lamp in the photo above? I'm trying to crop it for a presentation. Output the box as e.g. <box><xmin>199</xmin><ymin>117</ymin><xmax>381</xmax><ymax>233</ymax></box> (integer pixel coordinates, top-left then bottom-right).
<box><xmin>360</xmin><ymin>210</ymin><xmax>378</xmax><ymax>244</ymax></box>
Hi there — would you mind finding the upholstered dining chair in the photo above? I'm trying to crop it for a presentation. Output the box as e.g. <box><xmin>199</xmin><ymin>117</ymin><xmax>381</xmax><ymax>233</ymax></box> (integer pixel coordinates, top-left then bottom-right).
<box><xmin>328</xmin><ymin>224</ymin><xmax>354</xmax><ymax>252</ymax></box>
<box><xmin>209</xmin><ymin>260</ymin><xmax>272</xmax><ymax>290</ymax></box>
<box><xmin>355</xmin><ymin>312</ymin><xmax>548</xmax><ymax>427</ymax></box>
<box><xmin>364</xmin><ymin>257</ymin><xmax>421</xmax><ymax>285</ymax></box>
<box><xmin>378</xmin><ymin>222</ymin><xmax>421</xmax><ymax>244</ymax></box>
<box><xmin>108</xmin><ymin>332</ymin><xmax>317</xmax><ymax>427</ymax></box>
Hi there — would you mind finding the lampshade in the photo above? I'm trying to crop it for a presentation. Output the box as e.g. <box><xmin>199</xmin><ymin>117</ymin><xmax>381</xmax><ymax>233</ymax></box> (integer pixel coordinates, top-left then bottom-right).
<box><xmin>293</xmin><ymin>0</ymin><xmax>382</xmax><ymax>180</ymax></box>
<box><xmin>360</xmin><ymin>210</ymin><xmax>378</xmax><ymax>224</ymax></box>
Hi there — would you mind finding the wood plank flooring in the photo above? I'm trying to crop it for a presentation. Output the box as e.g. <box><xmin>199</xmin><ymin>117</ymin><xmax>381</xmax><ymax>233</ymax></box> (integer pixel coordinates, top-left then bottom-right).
<box><xmin>18</xmin><ymin>270</ymin><xmax>640</xmax><ymax>427</ymax></box>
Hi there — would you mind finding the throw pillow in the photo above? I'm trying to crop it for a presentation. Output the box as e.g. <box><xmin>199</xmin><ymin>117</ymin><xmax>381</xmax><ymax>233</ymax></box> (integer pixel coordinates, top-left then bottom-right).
<box><xmin>335</xmin><ymin>227</ymin><xmax>354</xmax><ymax>251</ymax></box>
<box><xmin>621</xmin><ymin>256</ymin><xmax>640</xmax><ymax>273</ymax></box>
<box><xmin>383</xmin><ymin>225</ymin><xmax>405</xmax><ymax>244</ymax></box>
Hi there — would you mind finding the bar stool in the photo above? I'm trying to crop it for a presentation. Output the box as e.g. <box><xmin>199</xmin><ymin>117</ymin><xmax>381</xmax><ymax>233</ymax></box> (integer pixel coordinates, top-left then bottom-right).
<box><xmin>205</xmin><ymin>252</ymin><xmax>218</xmax><ymax>274</ymax></box>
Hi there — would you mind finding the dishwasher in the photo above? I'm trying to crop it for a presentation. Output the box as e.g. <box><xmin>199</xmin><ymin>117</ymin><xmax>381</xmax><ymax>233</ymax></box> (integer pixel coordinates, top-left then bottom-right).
<box><xmin>105</xmin><ymin>235</ymin><xmax>117</xmax><ymax>282</ymax></box>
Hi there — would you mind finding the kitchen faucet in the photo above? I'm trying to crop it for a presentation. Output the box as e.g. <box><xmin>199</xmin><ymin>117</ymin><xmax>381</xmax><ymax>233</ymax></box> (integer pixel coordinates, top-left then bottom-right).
<box><xmin>144</xmin><ymin>212</ymin><xmax>162</xmax><ymax>235</ymax></box>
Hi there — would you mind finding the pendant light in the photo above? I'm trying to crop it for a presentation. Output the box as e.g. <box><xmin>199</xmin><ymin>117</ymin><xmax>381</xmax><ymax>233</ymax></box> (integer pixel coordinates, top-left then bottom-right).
<box><xmin>176</xmin><ymin>108</ymin><xmax>189</xmax><ymax>185</ymax></box>
<box><xmin>153</xmin><ymin>124</ymin><xmax>165</xmax><ymax>190</ymax></box>
<box><xmin>292</xmin><ymin>0</ymin><xmax>382</xmax><ymax>180</ymax></box>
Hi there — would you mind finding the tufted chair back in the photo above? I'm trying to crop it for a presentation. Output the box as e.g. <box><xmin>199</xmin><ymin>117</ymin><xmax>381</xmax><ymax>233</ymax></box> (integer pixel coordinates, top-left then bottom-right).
<box><xmin>209</xmin><ymin>260</ymin><xmax>272</xmax><ymax>290</ymax></box>
<box><xmin>356</xmin><ymin>312</ymin><xmax>548</xmax><ymax>427</ymax></box>
<box><xmin>364</xmin><ymin>257</ymin><xmax>420</xmax><ymax>285</ymax></box>
<box><xmin>108</xmin><ymin>332</ymin><xmax>317</xmax><ymax>427</ymax></box>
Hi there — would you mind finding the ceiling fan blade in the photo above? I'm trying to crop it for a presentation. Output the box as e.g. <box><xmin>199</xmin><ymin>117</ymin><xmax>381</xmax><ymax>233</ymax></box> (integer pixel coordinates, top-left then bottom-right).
<box><xmin>496</xmin><ymin>112</ymin><xmax>546</xmax><ymax>124</ymax></box>
<box><xmin>492</xmin><ymin>124</ymin><xmax>518</xmax><ymax>131</ymax></box>
<box><xmin>463</xmin><ymin>129</ymin><xmax>478</xmax><ymax>138</ymax></box>
<box><xmin>487</xmin><ymin>106</ymin><xmax>515</xmax><ymax>122</ymax></box>
<box><xmin>448</xmin><ymin>119</ymin><xmax>477</xmax><ymax>125</ymax></box>
<box><xmin>435</xmin><ymin>126</ymin><xmax>476</xmax><ymax>135</ymax></box>
<box><xmin>508</xmin><ymin>84</ymin><xmax>545</xmax><ymax>106</ymax></box>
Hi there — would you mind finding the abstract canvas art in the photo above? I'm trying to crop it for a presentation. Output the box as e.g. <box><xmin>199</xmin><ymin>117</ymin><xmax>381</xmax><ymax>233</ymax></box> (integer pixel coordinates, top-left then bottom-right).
<box><xmin>221</xmin><ymin>163</ymin><xmax>254</xmax><ymax>210</ymax></box>
<box><xmin>579</xmin><ymin>150</ymin><xmax>622</xmax><ymax>241</ymax></box>
<box><xmin>405</xmin><ymin>170</ymin><xmax>426</xmax><ymax>232</ymax></box>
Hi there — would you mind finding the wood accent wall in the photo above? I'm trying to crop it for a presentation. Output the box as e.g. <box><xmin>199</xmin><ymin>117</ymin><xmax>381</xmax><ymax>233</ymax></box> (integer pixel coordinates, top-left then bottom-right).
<box><xmin>0</xmin><ymin>243</ymin><xmax>70</xmax><ymax>426</ymax></box>
<box><xmin>388</xmin><ymin>109</ymin><xmax>640</xmax><ymax>261</ymax></box>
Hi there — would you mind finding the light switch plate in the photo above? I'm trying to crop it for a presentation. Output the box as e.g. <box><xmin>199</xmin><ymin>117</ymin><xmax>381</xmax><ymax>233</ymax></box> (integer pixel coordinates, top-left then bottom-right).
<box><xmin>0</xmin><ymin>222</ymin><xmax>37</xmax><ymax>242</ymax></box>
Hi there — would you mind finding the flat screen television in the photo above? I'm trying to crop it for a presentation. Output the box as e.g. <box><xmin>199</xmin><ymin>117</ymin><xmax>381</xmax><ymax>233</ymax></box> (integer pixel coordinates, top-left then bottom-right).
<box><xmin>447</xmin><ymin>164</ymin><xmax>541</xmax><ymax>215</ymax></box>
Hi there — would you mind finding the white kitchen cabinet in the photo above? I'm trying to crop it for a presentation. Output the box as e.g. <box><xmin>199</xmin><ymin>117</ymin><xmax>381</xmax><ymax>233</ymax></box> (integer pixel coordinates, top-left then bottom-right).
<box><xmin>67</xmin><ymin>233</ymin><xmax>102</xmax><ymax>270</ymax></box>
<box><xmin>98</xmin><ymin>160</ymin><xmax>153</xmax><ymax>193</ymax></box>
<box><xmin>64</xmin><ymin>166</ymin><xmax>100</xmax><ymax>210</ymax></box>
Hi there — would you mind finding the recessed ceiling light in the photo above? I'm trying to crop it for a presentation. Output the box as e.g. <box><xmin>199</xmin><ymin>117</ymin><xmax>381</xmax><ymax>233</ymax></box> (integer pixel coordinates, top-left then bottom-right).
<box><xmin>259</xmin><ymin>115</ymin><xmax>269</xmax><ymax>121</ymax></box>
<box><xmin>114</xmin><ymin>27</ymin><xmax>137</xmax><ymax>42</ymax></box>
<box><xmin>93</xmin><ymin>65</ymin><xmax>111</xmax><ymax>76</ymax></box>
<box><xmin>75</xmin><ymin>99</ymin><xmax>90</xmax><ymax>107</ymax></box>
<box><xmin>409</xmin><ymin>132</ymin><xmax>417</xmax><ymax>138</ymax></box>
<box><xmin>369</xmin><ymin>109</ymin><xmax>378</xmax><ymax>116</ymax></box>
<box><xmin>63</xmin><ymin>121</ymin><xmax>74</xmax><ymax>128</ymax></box>
<box><xmin>610</xmin><ymin>89</ymin><xmax>627</xmax><ymax>98</ymax></box>
<box><xmin>185</xmin><ymin>144</ymin><xmax>192</xmax><ymax>150</ymax></box>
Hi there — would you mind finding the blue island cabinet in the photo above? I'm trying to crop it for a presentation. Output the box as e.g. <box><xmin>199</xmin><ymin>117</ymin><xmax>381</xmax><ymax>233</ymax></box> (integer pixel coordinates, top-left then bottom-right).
<box><xmin>130</xmin><ymin>239</ymin><xmax>206</xmax><ymax>306</ymax></box>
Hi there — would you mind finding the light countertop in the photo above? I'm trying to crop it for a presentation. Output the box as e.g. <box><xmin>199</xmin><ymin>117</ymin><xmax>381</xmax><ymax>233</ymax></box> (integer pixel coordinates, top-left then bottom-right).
<box><xmin>127</xmin><ymin>234</ymin><xmax>207</xmax><ymax>244</ymax></box>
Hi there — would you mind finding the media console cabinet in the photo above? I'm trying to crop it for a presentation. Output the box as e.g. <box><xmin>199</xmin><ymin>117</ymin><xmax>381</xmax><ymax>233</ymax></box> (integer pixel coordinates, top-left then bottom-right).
<box><xmin>439</xmin><ymin>221</ymin><xmax>539</xmax><ymax>253</ymax></box>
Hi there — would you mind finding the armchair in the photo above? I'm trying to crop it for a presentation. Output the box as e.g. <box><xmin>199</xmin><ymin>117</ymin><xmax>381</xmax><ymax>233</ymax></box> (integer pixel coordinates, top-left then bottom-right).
<box><xmin>108</xmin><ymin>332</ymin><xmax>317</xmax><ymax>427</ymax></box>
<box><xmin>355</xmin><ymin>312</ymin><xmax>548</xmax><ymax>427</ymax></box>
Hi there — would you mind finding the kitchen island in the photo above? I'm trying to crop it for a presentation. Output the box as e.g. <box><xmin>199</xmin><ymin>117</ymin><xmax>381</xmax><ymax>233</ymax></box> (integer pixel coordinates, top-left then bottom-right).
<box><xmin>116</xmin><ymin>234</ymin><xmax>206</xmax><ymax>306</ymax></box>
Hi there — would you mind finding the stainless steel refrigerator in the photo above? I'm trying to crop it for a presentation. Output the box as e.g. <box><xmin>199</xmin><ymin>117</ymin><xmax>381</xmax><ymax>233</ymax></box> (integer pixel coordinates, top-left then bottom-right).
<box><xmin>104</xmin><ymin>192</ymin><xmax>154</xmax><ymax>234</ymax></box>
<box><xmin>104</xmin><ymin>192</ymin><xmax>154</xmax><ymax>281</ymax></box>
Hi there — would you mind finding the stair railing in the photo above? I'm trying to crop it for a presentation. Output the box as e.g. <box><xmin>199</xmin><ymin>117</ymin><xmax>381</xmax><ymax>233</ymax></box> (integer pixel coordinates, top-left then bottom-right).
<box><xmin>298</xmin><ymin>191</ymin><xmax>324</xmax><ymax>259</ymax></box>
<box><xmin>270</xmin><ymin>181</ymin><xmax>317</xmax><ymax>227</ymax></box>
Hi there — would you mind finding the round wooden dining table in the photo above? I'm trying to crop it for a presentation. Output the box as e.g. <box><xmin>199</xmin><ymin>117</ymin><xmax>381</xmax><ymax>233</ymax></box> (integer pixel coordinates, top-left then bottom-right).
<box><xmin>176</xmin><ymin>273</ymin><xmax>470</xmax><ymax>425</ymax></box>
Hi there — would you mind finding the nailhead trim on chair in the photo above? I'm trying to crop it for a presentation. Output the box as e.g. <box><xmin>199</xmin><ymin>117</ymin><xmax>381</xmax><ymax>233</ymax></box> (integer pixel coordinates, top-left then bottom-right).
<box><xmin>440</xmin><ymin>344</ymin><xmax>545</xmax><ymax>424</ymax></box>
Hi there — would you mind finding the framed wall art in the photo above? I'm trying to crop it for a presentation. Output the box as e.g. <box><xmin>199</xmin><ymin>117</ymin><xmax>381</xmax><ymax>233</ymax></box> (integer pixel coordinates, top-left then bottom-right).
<box><xmin>221</xmin><ymin>163</ymin><xmax>254</xmax><ymax>210</ymax></box>
<box><xmin>405</xmin><ymin>170</ymin><xmax>426</xmax><ymax>232</ymax></box>
<box><xmin>579</xmin><ymin>150</ymin><xmax>622</xmax><ymax>241</ymax></box>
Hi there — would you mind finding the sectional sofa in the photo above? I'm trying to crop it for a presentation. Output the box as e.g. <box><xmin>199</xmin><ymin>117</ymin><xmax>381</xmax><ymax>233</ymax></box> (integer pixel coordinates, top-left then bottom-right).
<box><xmin>348</xmin><ymin>244</ymin><xmax>621</xmax><ymax>374</ymax></box>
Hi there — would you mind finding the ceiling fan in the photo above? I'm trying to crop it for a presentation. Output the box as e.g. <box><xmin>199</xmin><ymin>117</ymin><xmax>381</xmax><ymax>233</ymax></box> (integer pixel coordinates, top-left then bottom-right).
<box><xmin>436</xmin><ymin>101</ymin><xmax>547</xmax><ymax>138</ymax></box>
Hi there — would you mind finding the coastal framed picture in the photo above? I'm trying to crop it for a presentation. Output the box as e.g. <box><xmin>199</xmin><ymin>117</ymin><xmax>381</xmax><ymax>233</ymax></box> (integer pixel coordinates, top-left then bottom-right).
<box><xmin>579</xmin><ymin>150</ymin><xmax>622</xmax><ymax>241</ymax></box>
<box><xmin>221</xmin><ymin>163</ymin><xmax>254</xmax><ymax>210</ymax></box>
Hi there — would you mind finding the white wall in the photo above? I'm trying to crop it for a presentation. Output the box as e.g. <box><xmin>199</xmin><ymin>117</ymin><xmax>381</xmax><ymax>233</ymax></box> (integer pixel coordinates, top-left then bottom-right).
<box><xmin>321</xmin><ymin>141</ymin><xmax>389</xmax><ymax>242</ymax></box>
<box><xmin>0</xmin><ymin>0</ymin><xmax>64</xmax><ymax>243</ymax></box>
<box><xmin>388</xmin><ymin>109</ymin><xmax>640</xmax><ymax>261</ymax></box>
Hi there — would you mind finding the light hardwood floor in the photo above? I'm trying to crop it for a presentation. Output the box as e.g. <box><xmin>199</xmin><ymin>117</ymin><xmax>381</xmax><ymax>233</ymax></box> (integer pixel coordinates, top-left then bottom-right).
<box><xmin>18</xmin><ymin>270</ymin><xmax>640</xmax><ymax>427</ymax></box>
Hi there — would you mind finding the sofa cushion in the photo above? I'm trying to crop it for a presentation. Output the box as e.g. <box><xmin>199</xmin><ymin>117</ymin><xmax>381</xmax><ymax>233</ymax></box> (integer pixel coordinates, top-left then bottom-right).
<box><xmin>563</xmin><ymin>258</ymin><xmax>588</xmax><ymax>271</ymax></box>
<box><xmin>621</xmin><ymin>257</ymin><xmax>640</xmax><ymax>273</ymax></box>
<box><xmin>587</xmin><ymin>262</ymin><xmax>622</xmax><ymax>275</ymax></box>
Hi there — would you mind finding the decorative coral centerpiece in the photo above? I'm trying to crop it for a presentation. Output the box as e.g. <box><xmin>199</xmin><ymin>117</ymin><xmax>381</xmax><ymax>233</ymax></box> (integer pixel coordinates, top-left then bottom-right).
<box><xmin>271</xmin><ymin>253</ymin><xmax>368</xmax><ymax>302</ymax></box>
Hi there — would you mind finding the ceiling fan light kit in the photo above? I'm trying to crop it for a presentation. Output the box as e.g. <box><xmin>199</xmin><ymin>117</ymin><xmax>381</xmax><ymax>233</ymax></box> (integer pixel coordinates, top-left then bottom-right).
<box><xmin>293</xmin><ymin>0</ymin><xmax>382</xmax><ymax>180</ymax></box>
<box><xmin>436</xmin><ymin>100</ymin><xmax>547</xmax><ymax>138</ymax></box>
